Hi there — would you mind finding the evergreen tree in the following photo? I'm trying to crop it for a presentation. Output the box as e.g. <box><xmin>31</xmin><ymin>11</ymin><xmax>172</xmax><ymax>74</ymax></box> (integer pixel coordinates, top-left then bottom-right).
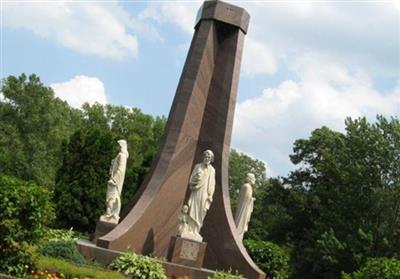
<box><xmin>55</xmin><ymin>126</ymin><xmax>115</xmax><ymax>232</ymax></box>
<box><xmin>54</xmin><ymin>104</ymin><xmax>165</xmax><ymax>232</ymax></box>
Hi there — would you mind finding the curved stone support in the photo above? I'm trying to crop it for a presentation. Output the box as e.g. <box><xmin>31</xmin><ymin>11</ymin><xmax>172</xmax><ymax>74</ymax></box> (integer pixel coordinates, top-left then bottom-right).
<box><xmin>96</xmin><ymin>1</ymin><xmax>265</xmax><ymax>278</ymax></box>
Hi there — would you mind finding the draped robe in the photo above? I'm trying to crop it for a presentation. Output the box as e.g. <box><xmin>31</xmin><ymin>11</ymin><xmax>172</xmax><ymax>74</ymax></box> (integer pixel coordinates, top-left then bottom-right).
<box><xmin>234</xmin><ymin>182</ymin><xmax>254</xmax><ymax>241</ymax></box>
<box><xmin>187</xmin><ymin>163</ymin><xmax>216</xmax><ymax>235</ymax></box>
<box><xmin>102</xmin><ymin>149</ymin><xmax>128</xmax><ymax>222</ymax></box>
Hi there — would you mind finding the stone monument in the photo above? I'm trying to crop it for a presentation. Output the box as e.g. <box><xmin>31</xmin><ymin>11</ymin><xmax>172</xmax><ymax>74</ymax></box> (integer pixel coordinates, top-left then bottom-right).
<box><xmin>235</xmin><ymin>173</ymin><xmax>256</xmax><ymax>241</ymax></box>
<box><xmin>78</xmin><ymin>1</ymin><xmax>265</xmax><ymax>278</ymax></box>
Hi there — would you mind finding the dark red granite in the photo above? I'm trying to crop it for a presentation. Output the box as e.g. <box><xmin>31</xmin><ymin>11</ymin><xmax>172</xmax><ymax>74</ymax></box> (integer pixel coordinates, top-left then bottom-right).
<box><xmin>78</xmin><ymin>1</ymin><xmax>266</xmax><ymax>278</ymax></box>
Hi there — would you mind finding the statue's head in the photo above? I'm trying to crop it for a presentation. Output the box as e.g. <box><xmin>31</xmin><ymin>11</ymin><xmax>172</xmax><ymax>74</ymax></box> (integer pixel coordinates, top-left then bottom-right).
<box><xmin>117</xmin><ymin>140</ymin><xmax>128</xmax><ymax>156</ymax></box>
<box><xmin>246</xmin><ymin>173</ymin><xmax>256</xmax><ymax>185</ymax></box>
<box><xmin>202</xmin><ymin>149</ymin><xmax>214</xmax><ymax>165</ymax></box>
<box><xmin>182</xmin><ymin>205</ymin><xmax>189</xmax><ymax>213</ymax></box>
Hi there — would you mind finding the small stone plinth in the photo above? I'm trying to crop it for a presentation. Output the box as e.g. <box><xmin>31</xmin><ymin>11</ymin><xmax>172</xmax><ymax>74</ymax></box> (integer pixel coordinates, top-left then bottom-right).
<box><xmin>167</xmin><ymin>236</ymin><xmax>207</xmax><ymax>268</ymax></box>
<box><xmin>93</xmin><ymin>220</ymin><xmax>117</xmax><ymax>243</ymax></box>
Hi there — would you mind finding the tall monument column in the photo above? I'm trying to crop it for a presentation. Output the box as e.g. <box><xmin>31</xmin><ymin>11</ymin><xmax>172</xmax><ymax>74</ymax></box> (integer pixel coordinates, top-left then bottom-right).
<box><xmin>81</xmin><ymin>1</ymin><xmax>265</xmax><ymax>278</ymax></box>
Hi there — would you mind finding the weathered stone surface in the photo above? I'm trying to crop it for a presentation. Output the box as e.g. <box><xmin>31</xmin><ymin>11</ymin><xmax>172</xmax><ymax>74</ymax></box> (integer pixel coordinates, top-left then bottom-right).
<box><xmin>167</xmin><ymin>236</ymin><xmax>207</xmax><ymax>268</ymax></box>
<box><xmin>93</xmin><ymin>220</ymin><xmax>117</xmax><ymax>244</ymax></box>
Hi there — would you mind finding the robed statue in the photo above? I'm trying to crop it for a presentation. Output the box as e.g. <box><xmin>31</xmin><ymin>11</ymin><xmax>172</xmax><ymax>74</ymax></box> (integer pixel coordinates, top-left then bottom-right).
<box><xmin>235</xmin><ymin>173</ymin><xmax>256</xmax><ymax>241</ymax></box>
<box><xmin>179</xmin><ymin>150</ymin><xmax>216</xmax><ymax>242</ymax></box>
<box><xmin>100</xmin><ymin>139</ymin><xmax>129</xmax><ymax>224</ymax></box>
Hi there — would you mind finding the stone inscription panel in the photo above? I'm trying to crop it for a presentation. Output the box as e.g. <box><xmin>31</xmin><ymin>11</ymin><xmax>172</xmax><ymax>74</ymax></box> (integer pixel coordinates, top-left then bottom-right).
<box><xmin>179</xmin><ymin>239</ymin><xmax>200</xmax><ymax>261</ymax></box>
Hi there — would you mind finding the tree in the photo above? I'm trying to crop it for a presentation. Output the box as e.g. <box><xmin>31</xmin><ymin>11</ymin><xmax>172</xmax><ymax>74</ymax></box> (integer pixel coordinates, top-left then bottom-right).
<box><xmin>228</xmin><ymin>149</ymin><xmax>291</xmax><ymax>247</ymax></box>
<box><xmin>54</xmin><ymin>104</ymin><xmax>166</xmax><ymax>232</ymax></box>
<box><xmin>54</xmin><ymin>126</ymin><xmax>115</xmax><ymax>232</ymax></box>
<box><xmin>244</xmin><ymin>239</ymin><xmax>290</xmax><ymax>279</ymax></box>
<box><xmin>104</xmin><ymin>105</ymin><xmax>166</xmax><ymax>208</ymax></box>
<box><xmin>342</xmin><ymin>257</ymin><xmax>400</xmax><ymax>279</ymax></box>
<box><xmin>282</xmin><ymin>116</ymin><xmax>400</xmax><ymax>278</ymax></box>
<box><xmin>0</xmin><ymin>74</ymin><xmax>81</xmax><ymax>188</ymax></box>
<box><xmin>229</xmin><ymin>149</ymin><xmax>268</xmax><ymax>210</ymax></box>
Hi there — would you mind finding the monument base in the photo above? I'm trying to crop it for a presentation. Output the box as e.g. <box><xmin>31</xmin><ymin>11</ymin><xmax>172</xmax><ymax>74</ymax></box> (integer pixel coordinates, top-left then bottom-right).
<box><xmin>93</xmin><ymin>220</ymin><xmax>117</xmax><ymax>243</ymax></box>
<box><xmin>167</xmin><ymin>236</ymin><xmax>207</xmax><ymax>268</ymax></box>
<box><xmin>77</xmin><ymin>239</ymin><xmax>214</xmax><ymax>279</ymax></box>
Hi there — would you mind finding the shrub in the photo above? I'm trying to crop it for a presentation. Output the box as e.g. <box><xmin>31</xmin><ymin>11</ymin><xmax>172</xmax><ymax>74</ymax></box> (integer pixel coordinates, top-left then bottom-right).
<box><xmin>208</xmin><ymin>269</ymin><xmax>244</xmax><ymax>279</ymax></box>
<box><xmin>41</xmin><ymin>227</ymin><xmax>87</xmax><ymax>243</ymax></box>
<box><xmin>39</xmin><ymin>240</ymin><xmax>86</xmax><ymax>264</ymax></box>
<box><xmin>244</xmin><ymin>239</ymin><xmax>290</xmax><ymax>279</ymax></box>
<box><xmin>0</xmin><ymin>173</ymin><xmax>54</xmax><ymax>277</ymax></box>
<box><xmin>37</xmin><ymin>256</ymin><xmax>127</xmax><ymax>279</ymax></box>
<box><xmin>341</xmin><ymin>257</ymin><xmax>400</xmax><ymax>279</ymax></box>
<box><xmin>110</xmin><ymin>250</ymin><xmax>167</xmax><ymax>279</ymax></box>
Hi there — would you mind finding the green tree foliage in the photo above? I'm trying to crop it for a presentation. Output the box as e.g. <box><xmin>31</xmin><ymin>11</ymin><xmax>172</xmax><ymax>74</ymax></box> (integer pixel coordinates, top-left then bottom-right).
<box><xmin>54</xmin><ymin>125</ymin><xmax>115</xmax><ymax>232</ymax></box>
<box><xmin>0</xmin><ymin>74</ymin><xmax>81</xmax><ymax>188</ymax></box>
<box><xmin>245</xmin><ymin>178</ymin><xmax>305</xmax><ymax>244</ymax></box>
<box><xmin>54</xmin><ymin>103</ymin><xmax>165</xmax><ymax>232</ymax></box>
<box><xmin>104</xmin><ymin>104</ymin><xmax>166</xmax><ymax>208</ymax></box>
<box><xmin>0</xmin><ymin>173</ymin><xmax>54</xmax><ymax>277</ymax></box>
<box><xmin>229</xmin><ymin>149</ymin><xmax>268</xmax><ymax>210</ymax></box>
<box><xmin>244</xmin><ymin>239</ymin><xmax>290</xmax><ymax>279</ymax></box>
<box><xmin>342</xmin><ymin>257</ymin><xmax>400</xmax><ymax>279</ymax></box>
<box><xmin>266</xmin><ymin>116</ymin><xmax>400</xmax><ymax>278</ymax></box>
<box><xmin>228</xmin><ymin>149</ymin><xmax>293</xmax><ymax>246</ymax></box>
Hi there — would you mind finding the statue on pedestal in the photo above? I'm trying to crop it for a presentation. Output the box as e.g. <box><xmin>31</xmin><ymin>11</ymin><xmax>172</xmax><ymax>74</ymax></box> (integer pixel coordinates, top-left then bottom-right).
<box><xmin>235</xmin><ymin>173</ymin><xmax>256</xmax><ymax>241</ymax></box>
<box><xmin>180</xmin><ymin>150</ymin><xmax>216</xmax><ymax>242</ymax></box>
<box><xmin>100</xmin><ymin>139</ymin><xmax>129</xmax><ymax>224</ymax></box>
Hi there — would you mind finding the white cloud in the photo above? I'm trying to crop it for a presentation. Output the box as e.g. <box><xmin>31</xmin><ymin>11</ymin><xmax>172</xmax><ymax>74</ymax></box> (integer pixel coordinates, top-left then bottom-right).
<box><xmin>51</xmin><ymin>76</ymin><xmax>107</xmax><ymax>109</ymax></box>
<box><xmin>135</xmin><ymin>1</ymin><xmax>399</xmax><ymax>176</ymax></box>
<box><xmin>139</xmin><ymin>2</ymin><xmax>199</xmax><ymax>35</ymax></box>
<box><xmin>233</xmin><ymin>59</ymin><xmax>400</xmax><ymax>176</ymax></box>
<box><xmin>4</xmin><ymin>1</ymin><xmax>139</xmax><ymax>60</ymax></box>
<box><xmin>243</xmin><ymin>1</ymin><xmax>399</xmax><ymax>77</ymax></box>
<box><xmin>242</xmin><ymin>38</ymin><xmax>277</xmax><ymax>76</ymax></box>
<box><xmin>137</xmin><ymin>1</ymin><xmax>399</xmax><ymax>78</ymax></box>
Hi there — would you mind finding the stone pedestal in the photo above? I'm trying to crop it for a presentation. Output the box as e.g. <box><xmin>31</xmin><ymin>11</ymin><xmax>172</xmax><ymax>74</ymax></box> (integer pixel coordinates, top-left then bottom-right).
<box><xmin>77</xmin><ymin>239</ymin><xmax>215</xmax><ymax>279</ymax></box>
<box><xmin>167</xmin><ymin>236</ymin><xmax>207</xmax><ymax>268</ymax></box>
<box><xmin>93</xmin><ymin>221</ymin><xmax>117</xmax><ymax>243</ymax></box>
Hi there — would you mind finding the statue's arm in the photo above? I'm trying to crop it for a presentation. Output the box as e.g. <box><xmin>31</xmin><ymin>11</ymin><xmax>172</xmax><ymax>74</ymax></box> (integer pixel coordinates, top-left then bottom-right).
<box><xmin>189</xmin><ymin>164</ymin><xmax>201</xmax><ymax>189</ymax></box>
<box><xmin>108</xmin><ymin>178</ymin><xmax>117</xmax><ymax>186</ymax></box>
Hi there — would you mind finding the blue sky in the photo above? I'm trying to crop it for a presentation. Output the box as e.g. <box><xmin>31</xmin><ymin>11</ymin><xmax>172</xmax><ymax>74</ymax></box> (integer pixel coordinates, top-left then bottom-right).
<box><xmin>2</xmin><ymin>0</ymin><xmax>400</xmax><ymax>177</ymax></box>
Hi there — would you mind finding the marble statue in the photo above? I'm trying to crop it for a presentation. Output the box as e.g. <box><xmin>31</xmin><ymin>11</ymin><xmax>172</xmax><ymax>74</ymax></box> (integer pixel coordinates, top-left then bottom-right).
<box><xmin>180</xmin><ymin>150</ymin><xmax>216</xmax><ymax>242</ymax></box>
<box><xmin>177</xmin><ymin>205</ymin><xmax>189</xmax><ymax>236</ymax></box>
<box><xmin>235</xmin><ymin>173</ymin><xmax>256</xmax><ymax>241</ymax></box>
<box><xmin>100</xmin><ymin>139</ymin><xmax>129</xmax><ymax>224</ymax></box>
